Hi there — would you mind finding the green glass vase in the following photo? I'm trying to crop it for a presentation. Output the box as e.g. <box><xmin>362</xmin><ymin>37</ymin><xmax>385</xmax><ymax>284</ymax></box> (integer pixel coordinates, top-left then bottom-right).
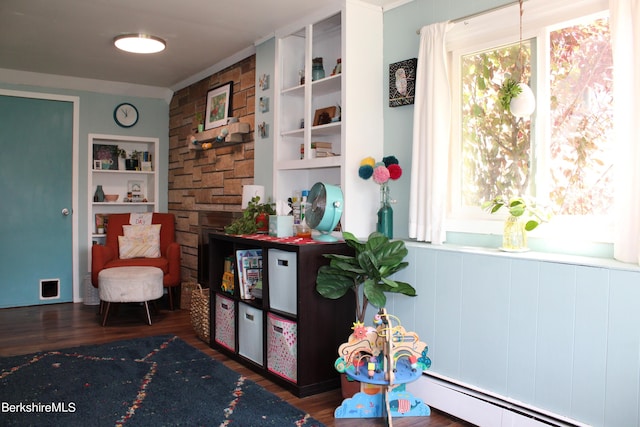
<box><xmin>377</xmin><ymin>184</ymin><xmax>393</xmax><ymax>239</ymax></box>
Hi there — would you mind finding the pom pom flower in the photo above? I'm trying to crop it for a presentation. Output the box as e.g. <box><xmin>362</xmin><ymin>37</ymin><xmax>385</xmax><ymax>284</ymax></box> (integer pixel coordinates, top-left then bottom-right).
<box><xmin>358</xmin><ymin>156</ymin><xmax>402</xmax><ymax>185</ymax></box>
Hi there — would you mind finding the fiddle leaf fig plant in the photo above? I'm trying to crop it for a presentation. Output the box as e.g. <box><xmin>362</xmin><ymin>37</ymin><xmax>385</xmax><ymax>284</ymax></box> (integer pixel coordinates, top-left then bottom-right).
<box><xmin>316</xmin><ymin>231</ymin><xmax>416</xmax><ymax>323</ymax></box>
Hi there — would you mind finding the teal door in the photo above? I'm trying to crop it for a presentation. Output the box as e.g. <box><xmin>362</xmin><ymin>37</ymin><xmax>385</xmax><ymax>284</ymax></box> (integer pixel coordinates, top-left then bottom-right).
<box><xmin>0</xmin><ymin>95</ymin><xmax>73</xmax><ymax>307</ymax></box>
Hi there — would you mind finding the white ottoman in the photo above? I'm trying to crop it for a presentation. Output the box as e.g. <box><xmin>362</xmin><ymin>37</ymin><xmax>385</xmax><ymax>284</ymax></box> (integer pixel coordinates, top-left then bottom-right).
<box><xmin>98</xmin><ymin>266</ymin><xmax>164</xmax><ymax>326</ymax></box>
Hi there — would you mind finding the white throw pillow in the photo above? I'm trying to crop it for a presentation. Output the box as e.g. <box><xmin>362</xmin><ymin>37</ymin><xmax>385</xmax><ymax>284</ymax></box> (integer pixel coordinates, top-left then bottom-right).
<box><xmin>123</xmin><ymin>224</ymin><xmax>161</xmax><ymax>240</ymax></box>
<box><xmin>118</xmin><ymin>236</ymin><xmax>161</xmax><ymax>259</ymax></box>
<box><xmin>119</xmin><ymin>224</ymin><xmax>161</xmax><ymax>259</ymax></box>
<box><xmin>129</xmin><ymin>212</ymin><xmax>153</xmax><ymax>225</ymax></box>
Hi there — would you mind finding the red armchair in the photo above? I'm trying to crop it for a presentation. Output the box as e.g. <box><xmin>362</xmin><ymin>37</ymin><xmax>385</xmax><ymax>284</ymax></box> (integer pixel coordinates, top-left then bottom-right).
<box><xmin>91</xmin><ymin>213</ymin><xmax>181</xmax><ymax>310</ymax></box>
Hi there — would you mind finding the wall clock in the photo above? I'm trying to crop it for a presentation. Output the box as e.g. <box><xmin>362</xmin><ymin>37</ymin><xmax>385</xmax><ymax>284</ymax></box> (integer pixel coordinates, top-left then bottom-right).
<box><xmin>113</xmin><ymin>102</ymin><xmax>139</xmax><ymax>128</ymax></box>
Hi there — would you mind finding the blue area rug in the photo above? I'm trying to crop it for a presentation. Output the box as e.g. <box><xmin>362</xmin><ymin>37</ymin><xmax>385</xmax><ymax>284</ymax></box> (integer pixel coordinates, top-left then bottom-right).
<box><xmin>0</xmin><ymin>335</ymin><xmax>325</xmax><ymax>426</ymax></box>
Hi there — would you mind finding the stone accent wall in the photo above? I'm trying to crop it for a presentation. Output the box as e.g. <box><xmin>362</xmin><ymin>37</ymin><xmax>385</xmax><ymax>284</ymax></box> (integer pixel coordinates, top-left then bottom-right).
<box><xmin>168</xmin><ymin>55</ymin><xmax>256</xmax><ymax>282</ymax></box>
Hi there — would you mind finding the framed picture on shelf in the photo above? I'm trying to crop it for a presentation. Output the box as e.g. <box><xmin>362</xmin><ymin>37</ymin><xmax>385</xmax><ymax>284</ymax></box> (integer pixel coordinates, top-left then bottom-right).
<box><xmin>205</xmin><ymin>81</ymin><xmax>233</xmax><ymax>130</ymax></box>
<box><xmin>93</xmin><ymin>160</ymin><xmax>102</xmax><ymax>170</ymax></box>
<box><xmin>92</xmin><ymin>144</ymin><xmax>119</xmax><ymax>170</ymax></box>
<box><xmin>313</xmin><ymin>106</ymin><xmax>336</xmax><ymax>126</ymax></box>
<box><xmin>141</xmin><ymin>161</ymin><xmax>152</xmax><ymax>171</ymax></box>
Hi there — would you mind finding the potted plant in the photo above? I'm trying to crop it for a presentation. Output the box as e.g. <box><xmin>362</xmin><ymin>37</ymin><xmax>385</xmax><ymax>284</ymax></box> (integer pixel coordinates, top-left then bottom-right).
<box><xmin>224</xmin><ymin>196</ymin><xmax>276</xmax><ymax>235</ymax></box>
<box><xmin>125</xmin><ymin>150</ymin><xmax>142</xmax><ymax>170</ymax></box>
<box><xmin>195</xmin><ymin>112</ymin><xmax>204</xmax><ymax>132</ymax></box>
<box><xmin>499</xmin><ymin>78</ymin><xmax>535</xmax><ymax>117</ymax></box>
<box><xmin>482</xmin><ymin>196</ymin><xmax>548</xmax><ymax>250</ymax></box>
<box><xmin>117</xmin><ymin>147</ymin><xmax>127</xmax><ymax>170</ymax></box>
<box><xmin>315</xmin><ymin>231</ymin><xmax>417</xmax><ymax>396</ymax></box>
<box><xmin>316</xmin><ymin>231</ymin><xmax>416</xmax><ymax>322</ymax></box>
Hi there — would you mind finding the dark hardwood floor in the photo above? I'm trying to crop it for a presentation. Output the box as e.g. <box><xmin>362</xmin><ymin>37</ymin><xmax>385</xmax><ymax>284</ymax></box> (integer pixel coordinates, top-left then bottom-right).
<box><xmin>0</xmin><ymin>302</ymin><xmax>472</xmax><ymax>427</ymax></box>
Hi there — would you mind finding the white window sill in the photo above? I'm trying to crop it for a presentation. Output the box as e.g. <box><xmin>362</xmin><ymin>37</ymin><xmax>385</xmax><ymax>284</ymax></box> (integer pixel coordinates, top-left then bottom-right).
<box><xmin>404</xmin><ymin>238</ymin><xmax>640</xmax><ymax>273</ymax></box>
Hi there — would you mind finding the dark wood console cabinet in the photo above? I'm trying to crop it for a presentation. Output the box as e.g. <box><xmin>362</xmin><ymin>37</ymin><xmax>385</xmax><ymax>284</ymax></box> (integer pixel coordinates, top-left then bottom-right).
<box><xmin>208</xmin><ymin>232</ymin><xmax>355</xmax><ymax>397</ymax></box>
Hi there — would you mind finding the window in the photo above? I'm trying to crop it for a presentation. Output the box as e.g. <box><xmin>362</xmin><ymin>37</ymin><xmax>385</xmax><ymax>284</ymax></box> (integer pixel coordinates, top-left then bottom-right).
<box><xmin>447</xmin><ymin>0</ymin><xmax>613</xmax><ymax>247</ymax></box>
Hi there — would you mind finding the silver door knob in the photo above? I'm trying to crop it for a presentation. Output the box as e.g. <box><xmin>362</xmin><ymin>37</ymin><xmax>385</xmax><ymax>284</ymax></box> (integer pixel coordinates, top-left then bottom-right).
<box><xmin>61</xmin><ymin>208</ymin><xmax>71</xmax><ymax>216</ymax></box>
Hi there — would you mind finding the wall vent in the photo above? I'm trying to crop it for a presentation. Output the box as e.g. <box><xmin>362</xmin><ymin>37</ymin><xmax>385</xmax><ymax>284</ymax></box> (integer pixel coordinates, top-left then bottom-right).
<box><xmin>40</xmin><ymin>279</ymin><xmax>60</xmax><ymax>300</ymax></box>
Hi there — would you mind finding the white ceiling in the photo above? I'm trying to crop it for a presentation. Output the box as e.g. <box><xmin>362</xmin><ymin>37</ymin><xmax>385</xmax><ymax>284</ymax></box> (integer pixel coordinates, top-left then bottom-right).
<box><xmin>0</xmin><ymin>0</ymin><xmax>400</xmax><ymax>92</ymax></box>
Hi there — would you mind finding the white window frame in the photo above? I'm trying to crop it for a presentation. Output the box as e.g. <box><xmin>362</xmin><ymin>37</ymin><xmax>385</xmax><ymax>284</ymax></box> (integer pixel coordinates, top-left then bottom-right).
<box><xmin>445</xmin><ymin>0</ymin><xmax>612</xmax><ymax>246</ymax></box>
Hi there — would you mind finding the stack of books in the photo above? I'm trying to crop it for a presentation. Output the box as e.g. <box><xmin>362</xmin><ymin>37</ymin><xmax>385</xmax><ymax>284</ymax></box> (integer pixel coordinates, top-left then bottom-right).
<box><xmin>235</xmin><ymin>249</ymin><xmax>263</xmax><ymax>300</ymax></box>
<box><xmin>311</xmin><ymin>141</ymin><xmax>335</xmax><ymax>157</ymax></box>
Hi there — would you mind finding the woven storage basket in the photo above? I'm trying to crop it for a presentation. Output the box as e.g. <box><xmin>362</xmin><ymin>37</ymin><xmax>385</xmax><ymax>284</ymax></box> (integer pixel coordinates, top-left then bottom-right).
<box><xmin>190</xmin><ymin>284</ymin><xmax>210</xmax><ymax>343</ymax></box>
<box><xmin>180</xmin><ymin>282</ymin><xmax>198</xmax><ymax>310</ymax></box>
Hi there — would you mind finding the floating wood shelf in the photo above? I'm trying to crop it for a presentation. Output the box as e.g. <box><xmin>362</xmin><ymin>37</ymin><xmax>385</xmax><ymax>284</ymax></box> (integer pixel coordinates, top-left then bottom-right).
<box><xmin>188</xmin><ymin>122</ymin><xmax>251</xmax><ymax>150</ymax></box>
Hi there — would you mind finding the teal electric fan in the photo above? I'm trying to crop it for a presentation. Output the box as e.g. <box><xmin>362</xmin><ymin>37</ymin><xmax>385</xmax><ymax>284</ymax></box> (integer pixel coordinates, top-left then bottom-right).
<box><xmin>305</xmin><ymin>182</ymin><xmax>343</xmax><ymax>242</ymax></box>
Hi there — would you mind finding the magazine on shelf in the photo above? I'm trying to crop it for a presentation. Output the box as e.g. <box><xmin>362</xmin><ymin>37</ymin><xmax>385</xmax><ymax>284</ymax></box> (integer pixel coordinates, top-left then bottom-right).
<box><xmin>235</xmin><ymin>249</ymin><xmax>263</xmax><ymax>299</ymax></box>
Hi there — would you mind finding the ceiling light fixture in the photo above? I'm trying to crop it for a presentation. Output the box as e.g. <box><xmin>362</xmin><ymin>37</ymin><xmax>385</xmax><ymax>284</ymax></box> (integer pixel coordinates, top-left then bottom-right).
<box><xmin>113</xmin><ymin>33</ymin><xmax>166</xmax><ymax>54</ymax></box>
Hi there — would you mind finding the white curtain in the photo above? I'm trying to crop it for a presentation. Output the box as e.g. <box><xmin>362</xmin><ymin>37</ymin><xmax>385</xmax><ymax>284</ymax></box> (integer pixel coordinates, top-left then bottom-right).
<box><xmin>409</xmin><ymin>22</ymin><xmax>453</xmax><ymax>243</ymax></box>
<box><xmin>610</xmin><ymin>0</ymin><xmax>640</xmax><ymax>263</ymax></box>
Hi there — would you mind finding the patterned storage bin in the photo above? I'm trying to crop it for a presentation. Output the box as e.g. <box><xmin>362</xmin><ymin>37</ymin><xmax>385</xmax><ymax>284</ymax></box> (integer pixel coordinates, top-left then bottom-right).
<box><xmin>267</xmin><ymin>313</ymin><xmax>297</xmax><ymax>383</ymax></box>
<box><xmin>214</xmin><ymin>294</ymin><xmax>235</xmax><ymax>351</ymax></box>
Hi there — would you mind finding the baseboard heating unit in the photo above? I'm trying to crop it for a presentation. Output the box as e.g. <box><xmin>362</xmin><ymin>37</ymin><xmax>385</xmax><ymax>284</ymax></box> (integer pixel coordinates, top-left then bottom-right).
<box><xmin>407</xmin><ymin>373</ymin><xmax>590</xmax><ymax>427</ymax></box>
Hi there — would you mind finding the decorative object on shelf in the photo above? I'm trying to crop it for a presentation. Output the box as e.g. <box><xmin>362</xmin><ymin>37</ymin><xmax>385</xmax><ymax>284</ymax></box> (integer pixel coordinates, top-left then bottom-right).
<box><xmin>501</xmin><ymin>0</ymin><xmax>535</xmax><ymax>118</ymax></box>
<box><xmin>113</xmin><ymin>102</ymin><xmax>139</xmax><ymax>128</ymax></box>
<box><xmin>195</xmin><ymin>112</ymin><xmax>204</xmax><ymax>133</ymax></box>
<box><xmin>104</xmin><ymin>194</ymin><xmax>119</xmax><ymax>202</ymax></box>
<box><xmin>93</xmin><ymin>144</ymin><xmax>119</xmax><ymax>170</ymax></box>
<box><xmin>95</xmin><ymin>213</ymin><xmax>107</xmax><ymax>234</ymax></box>
<box><xmin>298</xmin><ymin>69</ymin><xmax>305</xmax><ymax>85</ymax></box>
<box><xmin>389</xmin><ymin>58</ymin><xmax>417</xmax><ymax>107</ymax></box>
<box><xmin>126</xmin><ymin>180</ymin><xmax>144</xmax><ymax>202</ymax></box>
<box><xmin>316</xmin><ymin>231</ymin><xmax>416</xmax><ymax>323</ymax></box>
<box><xmin>313</xmin><ymin>106</ymin><xmax>337</xmax><ymax>126</ymax></box>
<box><xmin>259</xmin><ymin>73</ymin><xmax>269</xmax><ymax>91</ymax></box>
<box><xmin>131</xmin><ymin>150</ymin><xmax>145</xmax><ymax>169</ymax></box>
<box><xmin>358</xmin><ymin>156</ymin><xmax>402</xmax><ymax>239</ymax></box>
<box><xmin>205</xmin><ymin>81</ymin><xmax>233</xmax><ymax>130</ymax></box>
<box><xmin>482</xmin><ymin>196</ymin><xmax>549</xmax><ymax>251</ymax></box>
<box><xmin>333</xmin><ymin>308</ymin><xmax>431</xmax><ymax>424</ymax></box>
<box><xmin>101</xmin><ymin>159</ymin><xmax>114</xmax><ymax>170</ymax></box>
<box><xmin>259</xmin><ymin>97</ymin><xmax>269</xmax><ymax>113</ymax></box>
<box><xmin>215</xmin><ymin>127</ymin><xmax>229</xmax><ymax>143</ymax></box>
<box><xmin>116</xmin><ymin>147</ymin><xmax>127</xmax><ymax>170</ymax></box>
<box><xmin>305</xmin><ymin>182</ymin><xmax>343</xmax><ymax>242</ymax></box>
<box><xmin>332</xmin><ymin>58</ymin><xmax>342</xmax><ymax>75</ymax></box>
<box><xmin>312</xmin><ymin>57</ymin><xmax>325</xmax><ymax>81</ymax></box>
<box><xmin>93</xmin><ymin>185</ymin><xmax>105</xmax><ymax>202</ymax></box>
<box><xmin>224</xmin><ymin>195</ymin><xmax>276</xmax><ymax>235</ymax></box>
<box><xmin>124</xmin><ymin>158</ymin><xmax>136</xmax><ymax>170</ymax></box>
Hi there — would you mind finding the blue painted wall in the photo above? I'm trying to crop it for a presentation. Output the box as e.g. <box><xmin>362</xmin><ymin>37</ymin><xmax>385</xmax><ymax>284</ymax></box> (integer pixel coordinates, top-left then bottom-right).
<box><xmin>382</xmin><ymin>0</ymin><xmax>513</xmax><ymax>239</ymax></box>
<box><xmin>379</xmin><ymin>244</ymin><xmax>640</xmax><ymax>426</ymax></box>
